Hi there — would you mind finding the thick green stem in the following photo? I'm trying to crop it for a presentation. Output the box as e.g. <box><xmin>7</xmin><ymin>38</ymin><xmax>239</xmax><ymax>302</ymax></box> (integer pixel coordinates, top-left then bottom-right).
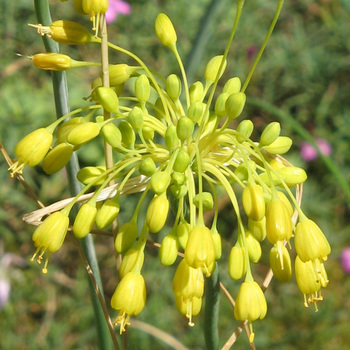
<box><xmin>34</xmin><ymin>1</ymin><xmax>117</xmax><ymax>349</ymax></box>
<box><xmin>204</xmin><ymin>265</ymin><xmax>220</xmax><ymax>350</ymax></box>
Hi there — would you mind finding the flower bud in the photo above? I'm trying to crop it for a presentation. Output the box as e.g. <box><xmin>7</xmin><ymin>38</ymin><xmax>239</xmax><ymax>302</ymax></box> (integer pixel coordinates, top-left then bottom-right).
<box><xmin>146</xmin><ymin>195</ymin><xmax>169</xmax><ymax>233</ymax></box>
<box><xmin>189</xmin><ymin>81</ymin><xmax>204</xmax><ymax>104</ymax></box>
<box><xmin>204</xmin><ymin>55</ymin><xmax>227</xmax><ymax>83</ymax></box>
<box><xmin>150</xmin><ymin>171</ymin><xmax>171</xmax><ymax>194</ymax></box>
<box><xmin>176</xmin><ymin>116</ymin><xmax>194</xmax><ymax>141</ymax></box>
<box><xmin>260</xmin><ymin>122</ymin><xmax>281</xmax><ymax>146</ymax></box>
<box><xmin>185</xmin><ymin>226</ymin><xmax>216</xmax><ymax>276</ymax></box>
<box><xmin>266</xmin><ymin>198</ymin><xmax>292</xmax><ymax>244</ymax></box>
<box><xmin>101</xmin><ymin>123</ymin><xmax>122</xmax><ymax>148</ymax></box>
<box><xmin>276</xmin><ymin>191</ymin><xmax>293</xmax><ymax>217</ymax></box>
<box><xmin>119</xmin><ymin>246</ymin><xmax>144</xmax><ymax>279</ymax></box>
<box><xmin>242</xmin><ymin>184</ymin><xmax>265</xmax><ymax>221</ymax></box>
<box><xmin>222</xmin><ymin>77</ymin><xmax>241</xmax><ymax>94</ymax></box>
<box><xmin>248</xmin><ymin>217</ymin><xmax>267</xmax><ymax>241</ymax></box>
<box><xmin>56</xmin><ymin>117</ymin><xmax>83</xmax><ymax>143</ymax></box>
<box><xmin>142</xmin><ymin>126</ymin><xmax>155</xmax><ymax>142</ymax></box>
<box><xmin>139</xmin><ymin>157</ymin><xmax>157</xmax><ymax>176</ymax></box>
<box><xmin>278</xmin><ymin>166</ymin><xmax>307</xmax><ymax>187</ymax></box>
<box><xmin>129</xmin><ymin>106</ymin><xmax>144</xmax><ymax>131</ymax></box>
<box><xmin>173</xmin><ymin>149</ymin><xmax>190</xmax><ymax>173</ymax></box>
<box><xmin>33</xmin><ymin>53</ymin><xmax>72</xmax><ymax>71</ymax></box>
<box><xmin>165</xmin><ymin>124</ymin><xmax>179</xmax><ymax>150</ymax></box>
<box><xmin>188</xmin><ymin>102</ymin><xmax>206</xmax><ymax>124</ymax></box>
<box><xmin>236</xmin><ymin>119</ymin><xmax>254</xmax><ymax>142</ymax></box>
<box><xmin>10</xmin><ymin>128</ymin><xmax>53</xmax><ymax>176</ymax></box>
<box><xmin>92</xmin><ymin>87</ymin><xmax>119</xmax><ymax>113</ymax></box>
<box><xmin>67</xmin><ymin>122</ymin><xmax>100</xmax><ymax>146</ymax></box>
<box><xmin>119</xmin><ymin>120</ymin><xmax>135</xmax><ymax>148</ymax></box>
<box><xmin>155</xmin><ymin>13</ymin><xmax>177</xmax><ymax>48</ymax></box>
<box><xmin>159</xmin><ymin>231</ymin><xmax>179</xmax><ymax>266</ymax></box>
<box><xmin>214</xmin><ymin>93</ymin><xmax>230</xmax><ymax>117</ymax></box>
<box><xmin>228</xmin><ymin>245</ymin><xmax>247</xmax><ymax>280</ymax></box>
<box><xmin>263</xmin><ymin>136</ymin><xmax>292</xmax><ymax>155</ymax></box>
<box><xmin>115</xmin><ymin>221</ymin><xmax>139</xmax><ymax>253</ymax></box>
<box><xmin>166</xmin><ymin>74</ymin><xmax>181</xmax><ymax>100</ymax></box>
<box><xmin>172</xmin><ymin>171</ymin><xmax>186</xmax><ymax>186</ymax></box>
<box><xmin>170</xmin><ymin>184</ymin><xmax>188</xmax><ymax>199</ymax></box>
<box><xmin>269</xmin><ymin>245</ymin><xmax>292</xmax><ymax>282</ymax></box>
<box><xmin>211</xmin><ymin>227</ymin><xmax>222</xmax><ymax>260</ymax></box>
<box><xmin>108</xmin><ymin>64</ymin><xmax>139</xmax><ymax>86</ymax></box>
<box><xmin>48</xmin><ymin>20</ymin><xmax>94</xmax><ymax>45</ymax></box>
<box><xmin>245</xmin><ymin>230</ymin><xmax>262</xmax><ymax>263</ymax></box>
<box><xmin>73</xmin><ymin>202</ymin><xmax>97</xmax><ymax>239</ymax></box>
<box><xmin>193</xmin><ymin>192</ymin><xmax>214</xmax><ymax>211</ymax></box>
<box><xmin>96</xmin><ymin>198</ymin><xmax>120</xmax><ymax>229</ymax></box>
<box><xmin>31</xmin><ymin>211</ymin><xmax>69</xmax><ymax>273</ymax></box>
<box><xmin>111</xmin><ymin>272</ymin><xmax>146</xmax><ymax>333</ymax></box>
<box><xmin>135</xmin><ymin>74</ymin><xmax>150</xmax><ymax>102</ymax></box>
<box><xmin>294</xmin><ymin>219</ymin><xmax>331</xmax><ymax>262</ymax></box>
<box><xmin>42</xmin><ymin>142</ymin><xmax>74</xmax><ymax>174</ymax></box>
<box><xmin>77</xmin><ymin>166</ymin><xmax>107</xmax><ymax>185</ymax></box>
<box><xmin>177</xmin><ymin>221</ymin><xmax>191</xmax><ymax>250</ymax></box>
<box><xmin>225</xmin><ymin>92</ymin><xmax>246</xmax><ymax>120</ymax></box>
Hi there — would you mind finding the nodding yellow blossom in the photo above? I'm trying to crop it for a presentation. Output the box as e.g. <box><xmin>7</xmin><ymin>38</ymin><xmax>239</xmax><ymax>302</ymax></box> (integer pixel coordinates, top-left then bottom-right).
<box><xmin>79</xmin><ymin>0</ymin><xmax>109</xmax><ymax>36</ymax></box>
<box><xmin>30</xmin><ymin>211</ymin><xmax>69</xmax><ymax>274</ymax></box>
<box><xmin>111</xmin><ymin>271</ymin><xmax>146</xmax><ymax>333</ymax></box>
<box><xmin>242</xmin><ymin>184</ymin><xmax>265</xmax><ymax>221</ymax></box>
<box><xmin>175</xmin><ymin>296</ymin><xmax>202</xmax><ymax>327</ymax></box>
<box><xmin>73</xmin><ymin>202</ymin><xmax>97</xmax><ymax>239</ymax></box>
<box><xmin>9</xmin><ymin>128</ymin><xmax>53</xmax><ymax>177</ymax></box>
<box><xmin>269</xmin><ymin>244</ymin><xmax>292</xmax><ymax>282</ymax></box>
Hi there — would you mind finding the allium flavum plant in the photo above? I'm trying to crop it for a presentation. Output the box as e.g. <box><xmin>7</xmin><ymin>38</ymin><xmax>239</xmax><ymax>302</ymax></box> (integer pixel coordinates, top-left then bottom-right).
<box><xmin>7</xmin><ymin>0</ymin><xmax>331</xmax><ymax>348</ymax></box>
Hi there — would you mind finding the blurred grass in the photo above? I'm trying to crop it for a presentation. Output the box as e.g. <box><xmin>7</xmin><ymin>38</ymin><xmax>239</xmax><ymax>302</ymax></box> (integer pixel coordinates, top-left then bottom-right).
<box><xmin>1</xmin><ymin>0</ymin><xmax>350</xmax><ymax>349</ymax></box>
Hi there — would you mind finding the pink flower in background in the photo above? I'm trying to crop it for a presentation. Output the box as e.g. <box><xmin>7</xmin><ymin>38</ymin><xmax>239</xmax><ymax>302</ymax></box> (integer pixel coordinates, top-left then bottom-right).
<box><xmin>105</xmin><ymin>0</ymin><xmax>131</xmax><ymax>24</ymax></box>
<box><xmin>300</xmin><ymin>138</ymin><xmax>332</xmax><ymax>162</ymax></box>
<box><xmin>341</xmin><ymin>247</ymin><xmax>350</xmax><ymax>274</ymax></box>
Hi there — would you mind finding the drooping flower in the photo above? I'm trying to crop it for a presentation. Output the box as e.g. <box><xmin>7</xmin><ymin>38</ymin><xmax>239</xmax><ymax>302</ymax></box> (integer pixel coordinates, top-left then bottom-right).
<box><xmin>105</xmin><ymin>0</ymin><xmax>131</xmax><ymax>24</ymax></box>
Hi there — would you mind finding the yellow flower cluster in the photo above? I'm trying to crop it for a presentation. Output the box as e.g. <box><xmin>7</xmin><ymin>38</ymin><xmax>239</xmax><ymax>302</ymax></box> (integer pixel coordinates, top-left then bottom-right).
<box><xmin>10</xmin><ymin>2</ymin><xmax>331</xmax><ymax>342</ymax></box>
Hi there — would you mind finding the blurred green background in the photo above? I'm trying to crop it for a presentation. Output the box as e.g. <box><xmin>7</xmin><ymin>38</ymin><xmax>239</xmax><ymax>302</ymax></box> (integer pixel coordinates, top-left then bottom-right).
<box><xmin>1</xmin><ymin>0</ymin><xmax>350</xmax><ymax>349</ymax></box>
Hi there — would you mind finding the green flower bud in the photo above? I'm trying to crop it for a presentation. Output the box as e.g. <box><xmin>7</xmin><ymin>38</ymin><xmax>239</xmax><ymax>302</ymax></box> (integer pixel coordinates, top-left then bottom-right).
<box><xmin>139</xmin><ymin>157</ymin><xmax>157</xmax><ymax>176</ymax></box>
<box><xmin>129</xmin><ymin>106</ymin><xmax>144</xmax><ymax>131</ymax></box>
<box><xmin>269</xmin><ymin>244</ymin><xmax>292</xmax><ymax>282</ymax></box>
<box><xmin>193</xmin><ymin>192</ymin><xmax>214</xmax><ymax>211</ymax></box>
<box><xmin>56</xmin><ymin>117</ymin><xmax>83</xmax><ymax>143</ymax></box>
<box><xmin>31</xmin><ymin>210</ymin><xmax>69</xmax><ymax>274</ymax></box>
<box><xmin>222</xmin><ymin>77</ymin><xmax>241</xmax><ymax>94</ymax></box>
<box><xmin>142</xmin><ymin>126</ymin><xmax>155</xmax><ymax>142</ymax></box>
<box><xmin>108</xmin><ymin>64</ymin><xmax>139</xmax><ymax>86</ymax></box>
<box><xmin>177</xmin><ymin>221</ymin><xmax>191</xmax><ymax>250</ymax></box>
<box><xmin>101</xmin><ymin>123</ymin><xmax>122</xmax><ymax>148</ymax></box>
<box><xmin>155</xmin><ymin>13</ymin><xmax>177</xmax><ymax>48</ymax></box>
<box><xmin>166</xmin><ymin>74</ymin><xmax>181</xmax><ymax>100</ymax></box>
<box><xmin>236</xmin><ymin>119</ymin><xmax>254</xmax><ymax>142</ymax></box>
<box><xmin>214</xmin><ymin>93</ymin><xmax>230</xmax><ymax>117</ymax></box>
<box><xmin>234</xmin><ymin>163</ymin><xmax>248</xmax><ymax>182</ymax></box>
<box><xmin>204</xmin><ymin>55</ymin><xmax>227</xmax><ymax>83</ymax></box>
<box><xmin>176</xmin><ymin>116</ymin><xmax>194</xmax><ymax>141</ymax></box>
<box><xmin>263</xmin><ymin>136</ymin><xmax>292</xmax><ymax>155</ymax></box>
<box><xmin>159</xmin><ymin>230</ymin><xmax>179</xmax><ymax>266</ymax></box>
<box><xmin>150</xmin><ymin>171</ymin><xmax>171</xmax><ymax>195</ymax></box>
<box><xmin>170</xmin><ymin>184</ymin><xmax>188</xmax><ymax>199</ymax></box>
<box><xmin>42</xmin><ymin>142</ymin><xmax>74</xmax><ymax>174</ymax></box>
<box><xmin>245</xmin><ymin>230</ymin><xmax>262</xmax><ymax>263</ymax></box>
<box><xmin>95</xmin><ymin>198</ymin><xmax>120</xmax><ymax>229</ymax></box>
<box><xmin>294</xmin><ymin>219</ymin><xmax>331</xmax><ymax>262</ymax></box>
<box><xmin>77</xmin><ymin>166</ymin><xmax>107</xmax><ymax>185</ymax></box>
<box><xmin>119</xmin><ymin>246</ymin><xmax>144</xmax><ymax>279</ymax></box>
<box><xmin>92</xmin><ymin>87</ymin><xmax>119</xmax><ymax>113</ymax></box>
<box><xmin>119</xmin><ymin>120</ymin><xmax>135</xmax><ymax>148</ymax></box>
<box><xmin>73</xmin><ymin>202</ymin><xmax>97</xmax><ymax>239</ymax></box>
<box><xmin>228</xmin><ymin>245</ymin><xmax>247</xmax><ymax>280</ymax></box>
<box><xmin>266</xmin><ymin>198</ymin><xmax>292</xmax><ymax>244</ymax></box>
<box><xmin>189</xmin><ymin>81</ymin><xmax>204</xmax><ymax>104</ymax></box>
<box><xmin>115</xmin><ymin>221</ymin><xmax>139</xmax><ymax>254</ymax></box>
<box><xmin>242</xmin><ymin>184</ymin><xmax>265</xmax><ymax>221</ymax></box>
<box><xmin>172</xmin><ymin>171</ymin><xmax>186</xmax><ymax>186</ymax></box>
<box><xmin>278</xmin><ymin>166</ymin><xmax>307</xmax><ymax>187</ymax></box>
<box><xmin>188</xmin><ymin>102</ymin><xmax>206</xmax><ymax>124</ymax></box>
<box><xmin>146</xmin><ymin>195</ymin><xmax>169</xmax><ymax>233</ymax></box>
<box><xmin>185</xmin><ymin>226</ymin><xmax>216</xmax><ymax>276</ymax></box>
<box><xmin>260</xmin><ymin>122</ymin><xmax>281</xmax><ymax>146</ymax></box>
<box><xmin>248</xmin><ymin>217</ymin><xmax>267</xmax><ymax>242</ymax></box>
<box><xmin>165</xmin><ymin>124</ymin><xmax>179</xmax><ymax>150</ymax></box>
<box><xmin>225</xmin><ymin>92</ymin><xmax>246</xmax><ymax>120</ymax></box>
<box><xmin>154</xmin><ymin>97</ymin><xmax>166</xmax><ymax>120</ymax></box>
<box><xmin>173</xmin><ymin>149</ymin><xmax>190</xmax><ymax>173</ymax></box>
<box><xmin>67</xmin><ymin>122</ymin><xmax>100</xmax><ymax>146</ymax></box>
<box><xmin>135</xmin><ymin>74</ymin><xmax>150</xmax><ymax>102</ymax></box>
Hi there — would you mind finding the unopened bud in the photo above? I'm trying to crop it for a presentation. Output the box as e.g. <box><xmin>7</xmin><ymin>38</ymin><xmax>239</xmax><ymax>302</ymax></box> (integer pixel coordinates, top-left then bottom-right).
<box><xmin>222</xmin><ymin>77</ymin><xmax>241</xmax><ymax>94</ymax></box>
<box><xmin>73</xmin><ymin>202</ymin><xmax>97</xmax><ymax>239</ymax></box>
<box><xmin>42</xmin><ymin>143</ymin><xmax>74</xmax><ymax>174</ymax></box>
<box><xmin>129</xmin><ymin>106</ymin><xmax>144</xmax><ymax>131</ymax></box>
<box><xmin>135</xmin><ymin>74</ymin><xmax>150</xmax><ymax>102</ymax></box>
<box><xmin>263</xmin><ymin>136</ymin><xmax>292</xmax><ymax>155</ymax></box>
<box><xmin>193</xmin><ymin>192</ymin><xmax>214</xmax><ymax>211</ymax></box>
<box><xmin>189</xmin><ymin>81</ymin><xmax>204</xmax><ymax>104</ymax></box>
<box><xmin>119</xmin><ymin>120</ymin><xmax>135</xmax><ymax>148</ymax></box>
<box><xmin>225</xmin><ymin>92</ymin><xmax>246</xmax><ymax>120</ymax></box>
<box><xmin>166</xmin><ymin>74</ymin><xmax>182</xmax><ymax>100</ymax></box>
<box><xmin>101</xmin><ymin>123</ymin><xmax>122</xmax><ymax>148</ymax></box>
<box><xmin>165</xmin><ymin>125</ymin><xmax>179</xmax><ymax>149</ymax></box>
<box><xmin>146</xmin><ymin>195</ymin><xmax>169</xmax><ymax>233</ymax></box>
<box><xmin>139</xmin><ymin>157</ymin><xmax>157</xmax><ymax>176</ymax></box>
<box><xmin>236</xmin><ymin>119</ymin><xmax>254</xmax><ymax>142</ymax></box>
<box><xmin>188</xmin><ymin>102</ymin><xmax>206</xmax><ymax>124</ymax></box>
<box><xmin>155</xmin><ymin>13</ymin><xmax>177</xmax><ymax>48</ymax></box>
<box><xmin>204</xmin><ymin>55</ymin><xmax>227</xmax><ymax>83</ymax></box>
<box><xmin>92</xmin><ymin>87</ymin><xmax>119</xmax><ymax>113</ymax></box>
<box><xmin>173</xmin><ymin>149</ymin><xmax>190</xmax><ymax>173</ymax></box>
<box><xmin>67</xmin><ymin>122</ymin><xmax>100</xmax><ymax>146</ymax></box>
<box><xmin>150</xmin><ymin>171</ymin><xmax>171</xmax><ymax>194</ymax></box>
<box><xmin>77</xmin><ymin>166</ymin><xmax>107</xmax><ymax>185</ymax></box>
<box><xmin>176</xmin><ymin>116</ymin><xmax>194</xmax><ymax>141</ymax></box>
<box><xmin>260</xmin><ymin>122</ymin><xmax>281</xmax><ymax>146</ymax></box>
<box><xmin>159</xmin><ymin>231</ymin><xmax>179</xmax><ymax>266</ymax></box>
<box><xmin>96</xmin><ymin>198</ymin><xmax>120</xmax><ymax>229</ymax></box>
<box><xmin>115</xmin><ymin>221</ymin><xmax>139</xmax><ymax>253</ymax></box>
